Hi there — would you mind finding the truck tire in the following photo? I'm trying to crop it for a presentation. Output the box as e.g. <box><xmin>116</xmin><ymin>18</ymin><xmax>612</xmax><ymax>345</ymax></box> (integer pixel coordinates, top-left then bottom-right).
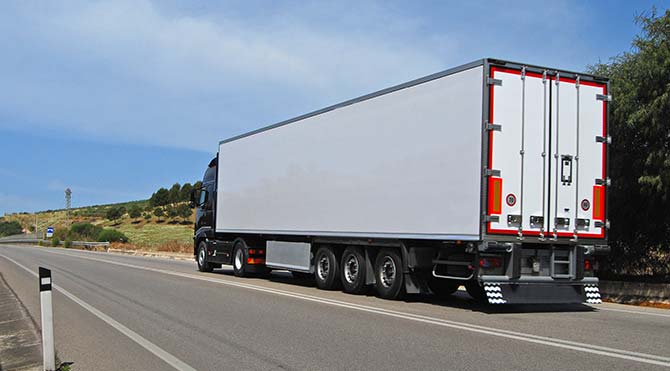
<box><xmin>232</xmin><ymin>241</ymin><xmax>249</xmax><ymax>277</ymax></box>
<box><xmin>465</xmin><ymin>282</ymin><xmax>487</xmax><ymax>303</ymax></box>
<box><xmin>428</xmin><ymin>278</ymin><xmax>460</xmax><ymax>298</ymax></box>
<box><xmin>340</xmin><ymin>246</ymin><xmax>366</xmax><ymax>294</ymax></box>
<box><xmin>197</xmin><ymin>242</ymin><xmax>215</xmax><ymax>273</ymax></box>
<box><xmin>314</xmin><ymin>246</ymin><xmax>341</xmax><ymax>290</ymax></box>
<box><xmin>373</xmin><ymin>248</ymin><xmax>405</xmax><ymax>300</ymax></box>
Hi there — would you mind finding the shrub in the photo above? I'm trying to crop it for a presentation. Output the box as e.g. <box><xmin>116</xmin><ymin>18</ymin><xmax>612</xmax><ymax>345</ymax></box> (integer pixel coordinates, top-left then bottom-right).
<box><xmin>52</xmin><ymin>237</ymin><xmax>60</xmax><ymax>247</ymax></box>
<box><xmin>97</xmin><ymin>229</ymin><xmax>129</xmax><ymax>243</ymax></box>
<box><xmin>0</xmin><ymin>220</ymin><xmax>22</xmax><ymax>237</ymax></box>
<box><xmin>143</xmin><ymin>213</ymin><xmax>151</xmax><ymax>220</ymax></box>
<box><xmin>69</xmin><ymin>223</ymin><xmax>102</xmax><ymax>240</ymax></box>
<box><xmin>153</xmin><ymin>208</ymin><xmax>165</xmax><ymax>217</ymax></box>
<box><xmin>64</xmin><ymin>238</ymin><xmax>72</xmax><ymax>248</ymax></box>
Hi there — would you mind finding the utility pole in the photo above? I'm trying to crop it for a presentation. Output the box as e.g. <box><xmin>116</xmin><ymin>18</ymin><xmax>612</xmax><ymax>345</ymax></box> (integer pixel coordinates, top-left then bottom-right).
<box><xmin>65</xmin><ymin>188</ymin><xmax>71</xmax><ymax>227</ymax></box>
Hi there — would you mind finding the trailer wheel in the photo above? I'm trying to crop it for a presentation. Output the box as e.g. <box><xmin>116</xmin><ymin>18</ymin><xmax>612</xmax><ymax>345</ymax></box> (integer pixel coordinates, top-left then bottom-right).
<box><xmin>314</xmin><ymin>247</ymin><xmax>341</xmax><ymax>290</ymax></box>
<box><xmin>428</xmin><ymin>278</ymin><xmax>460</xmax><ymax>298</ymax></box>
<box><xmin>341</xmin><ymin>247</ymin><xmax>366</xmax><ymax>294</ymax></box>
<box><xmin>465</xmin><ymin>282</ymin><xmax>487</xmax><ymax>303</ymax></box>
<box><xmin>232</xmin><ymin>241</ymin><xmax>249</xmax><ymax>277</ymax></box>
<box><xmin>373</xmin><ymin>248</ymin><xmax>405</xmax><ymax>300</ymax></box>
<box><xmin>197</xmin><ymin>242</ymin><xmax>214</xmax><ymax>273</ymax></box>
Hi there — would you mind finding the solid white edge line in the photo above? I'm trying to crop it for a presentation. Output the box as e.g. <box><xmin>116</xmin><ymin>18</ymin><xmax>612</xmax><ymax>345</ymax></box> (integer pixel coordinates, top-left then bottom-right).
<box><xmin>32</xmin><ymin>247</ymin><xmax>670</xmax><ymax>367</ymax></box>
<box><xmin>0</xmin><ymin>253</ymin><xmax>198</xmax><ymax>371</ymax></box>
<box><xmin>591</xmin><ymin>306</ymin><xmax>670</xmax><ymax>318</ymax></box>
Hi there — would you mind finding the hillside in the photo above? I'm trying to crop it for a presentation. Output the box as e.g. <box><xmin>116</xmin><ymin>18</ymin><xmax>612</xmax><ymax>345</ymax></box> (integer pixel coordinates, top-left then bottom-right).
<box><xmin>2</xmin><ymin>200</ymin><xmax>194</xmax><ymax>253</ymax></box>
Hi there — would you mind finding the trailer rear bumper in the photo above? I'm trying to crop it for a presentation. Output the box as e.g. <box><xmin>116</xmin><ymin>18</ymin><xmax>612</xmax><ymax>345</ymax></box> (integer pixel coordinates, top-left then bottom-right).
<box><xmin>478</xmin><ymin>276</ymin><xmax>601</xmax><ymax>305</ymax></box>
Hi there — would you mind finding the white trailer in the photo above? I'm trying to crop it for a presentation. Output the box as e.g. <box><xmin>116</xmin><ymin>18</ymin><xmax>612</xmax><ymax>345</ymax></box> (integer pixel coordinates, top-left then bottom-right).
<box><xmin>193</xmin><ymin>58</ymin><xmax>610</xmax><ymax>304</ymax></box>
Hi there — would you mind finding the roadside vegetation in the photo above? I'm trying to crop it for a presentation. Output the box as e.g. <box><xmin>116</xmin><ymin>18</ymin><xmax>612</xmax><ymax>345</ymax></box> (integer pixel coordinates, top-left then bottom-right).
<box><xmin>3</xmin><ymin>182</ymin><xmax>199</xmax><ymax>254</ymax></box>
<box><xmin>0</xmin><ymin>220</ymin><xmax>23</xmax><ymax>237</ymax></box>
<box><xmin>589</xmin><ymin>10</ymin><xmax>670</xmax><ymax>279</ymax></box>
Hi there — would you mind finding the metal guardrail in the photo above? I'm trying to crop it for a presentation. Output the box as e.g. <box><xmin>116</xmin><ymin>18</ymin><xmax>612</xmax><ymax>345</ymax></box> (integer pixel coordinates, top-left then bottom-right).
<box><xmin>70</xmin><ymin>241</ymin><xmax>110</xmax><ymax>248</ymax></box>
<box><xmin>0</xmin><ymin>238</ymin><xmax>41</xmax><ymax>244</ymax></box>
<box><xmin>0</xmin><ymin>238</ymin><xmax>109</xmax><ymax>248</ymax></box>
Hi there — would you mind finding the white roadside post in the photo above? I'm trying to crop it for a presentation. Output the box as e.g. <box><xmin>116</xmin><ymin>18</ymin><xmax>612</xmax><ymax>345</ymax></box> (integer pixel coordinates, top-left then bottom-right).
<box><xmin>39</xmin><ymin>267</ymin><xmax>56</xmax><ymax>371</ymax></box>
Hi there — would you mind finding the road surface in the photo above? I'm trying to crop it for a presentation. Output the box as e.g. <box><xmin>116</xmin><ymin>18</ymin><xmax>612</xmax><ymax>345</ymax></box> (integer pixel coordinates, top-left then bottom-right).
<box><xmin>0</xmin><ymin>244</ymin><xmax>668</xmax><ymax>370</ymax></box>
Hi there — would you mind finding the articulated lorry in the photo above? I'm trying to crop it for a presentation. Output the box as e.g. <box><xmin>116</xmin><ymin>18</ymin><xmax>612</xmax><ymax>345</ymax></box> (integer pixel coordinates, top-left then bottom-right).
<box><xmin>192</xmin><ymin>58</ymin><xmax>610</xmax><ymax>304</ymax></box>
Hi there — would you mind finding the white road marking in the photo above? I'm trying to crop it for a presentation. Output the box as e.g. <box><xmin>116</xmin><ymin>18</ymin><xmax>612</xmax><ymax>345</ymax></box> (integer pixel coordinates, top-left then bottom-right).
<box><xmin>31</xmin><ymin>247</ymin><xmax>670</xmax><ymax>368</ymax></box>
<box><xmin>591</xmin><ymin>305</ymin><xmax>670</xmax><ymax>318</ymax></box>
<box><xmin>51</xmin><ymin>245</ymin><xmax>670</xmax><ymax>319</ymax></box>
<box><xmin>0</xmin><ymin>253</ymin><xmax>198</xmax><ymax>371</ymax></box>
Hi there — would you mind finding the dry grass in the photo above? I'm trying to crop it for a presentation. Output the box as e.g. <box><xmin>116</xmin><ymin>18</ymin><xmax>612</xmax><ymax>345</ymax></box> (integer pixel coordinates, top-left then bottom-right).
<box><xmin>4</xmin><ymin>208</ymin><xmax>194</xmax><ymax>253</ymax></box>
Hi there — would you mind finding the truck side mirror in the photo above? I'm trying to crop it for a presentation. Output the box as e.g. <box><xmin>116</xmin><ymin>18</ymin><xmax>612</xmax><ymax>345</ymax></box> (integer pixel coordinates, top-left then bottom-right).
<box><xmin>196</xmin><ymin>189</ymin><xmax>208</xmax><ymax>207</ymax></box>
<box><xmin>189</xmin><ymin>189</ymin><xmax>197</xmax><ymax>208</ymax></box>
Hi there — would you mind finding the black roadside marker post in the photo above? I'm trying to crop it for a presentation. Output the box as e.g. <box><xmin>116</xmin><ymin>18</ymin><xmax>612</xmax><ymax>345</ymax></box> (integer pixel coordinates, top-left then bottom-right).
<box><xmin>39</xmin><ymin>267</ymin><xmax>56</xmax><ymax>371</ymax></box>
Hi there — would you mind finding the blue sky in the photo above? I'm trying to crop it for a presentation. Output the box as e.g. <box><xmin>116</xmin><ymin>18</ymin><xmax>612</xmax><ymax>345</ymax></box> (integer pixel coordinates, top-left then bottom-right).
<box><xmin>0</xmin><ymin>0</ymin><xmax>667</xmax><ymax>214</ymax></box>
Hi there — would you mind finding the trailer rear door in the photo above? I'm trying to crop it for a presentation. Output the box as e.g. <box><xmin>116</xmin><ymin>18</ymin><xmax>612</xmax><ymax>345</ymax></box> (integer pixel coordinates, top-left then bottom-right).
<box><xmin>486</xmin><ymin>66</ymin><xmax>607</xmax><ymax>240</ymax></box>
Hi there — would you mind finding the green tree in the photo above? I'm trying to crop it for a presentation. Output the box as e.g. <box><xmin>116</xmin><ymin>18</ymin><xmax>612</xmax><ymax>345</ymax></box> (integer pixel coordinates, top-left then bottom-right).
<box><xmin>153</xmin><ymin>207</ymin><xmax>165</xmax><ymax>218</ymax></box>
<box><xmin>105</xmin><ymin>206</ymin><xmax>124</xmax><ymax>222</ymax></box>
<box><xmin>128</xmin><ymin>205</ymin><xmax>142</xmax><ymax>219</ymax></box>
<box><xmin>150</xmin><ymin>188</ymin><xmax>170</xmax><ymax>207</ymax></box>
<box><xmin>168</xmin><ymin>183</ymin><xmax>181</xmax><ymax>204</ymax></box>
<box><xmin>176</xmin><ymin>203</ymin><xmax>192</xmax><ymax>220</ymax></box>
<box><xmin>166</xmin><ymin>205</ymin><xmax>179</xmax><ymax>218</ymax></box>
<box><xmin>589</xmin><ymin>9</ymin><xmax>670</xmax><ymax>275</ymax></box>
<box><xmin>180</xmin><ymin>183</ymin><xmax>193</xmax><ymax>202</ymax></box>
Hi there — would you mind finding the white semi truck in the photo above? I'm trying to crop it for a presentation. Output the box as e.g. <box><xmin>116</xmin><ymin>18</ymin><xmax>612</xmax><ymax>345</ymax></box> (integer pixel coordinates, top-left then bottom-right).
<box><xmin>192</xmin><ymin>58</ymin><xmax>610</xmax><ymax>304</ymax></box>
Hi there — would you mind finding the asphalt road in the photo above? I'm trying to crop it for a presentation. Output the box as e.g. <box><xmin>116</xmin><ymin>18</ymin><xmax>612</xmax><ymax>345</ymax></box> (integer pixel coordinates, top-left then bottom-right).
<box><xmin>0</xmin><ymin>245</ymin><xmax>668</xmax><ymax>371</ymax></box>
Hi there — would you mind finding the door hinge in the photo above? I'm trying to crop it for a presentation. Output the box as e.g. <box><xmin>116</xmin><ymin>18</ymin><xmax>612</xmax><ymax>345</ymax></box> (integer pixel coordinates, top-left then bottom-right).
<box><xmin>596</xmin><ymin>94</ymin><xmax>612</xmax><ymax>102</ymax></box>
<box><xmin>594</xmin><ymin>220</ymin><xmax>610</xmax><ymax>229</ymax></box>
<box><xmin>485</xmin><ymin>215</ymin><xmax>500</xmax><ymax>223</ymax></box>
<box><xmin>521</xmin><ymin>66</ymin><xmax>526</xmax><ymax>80</ymax></box>
<box><xmin>485</xmin><ymin>121</ymin><xmax>502</xmax><ymax>131</ymax></box>
<box><xmin>595</xmin><ymin>178</ymin><xmax>611</xmax><ymax>186</ymax></box>
<box><xmin>485</xmin><ymin>168</ymin><xmax>501</xmax><ymax>177</ymax></box>
<box><xmin>487</xmin><ymin>77</ymin><xmax>502</xmax><ymax>86</ymax></box>
<box><xmin>596</xmin><ymin>135</ymin><xmax>612</xmax><ymax>144</ymax></box>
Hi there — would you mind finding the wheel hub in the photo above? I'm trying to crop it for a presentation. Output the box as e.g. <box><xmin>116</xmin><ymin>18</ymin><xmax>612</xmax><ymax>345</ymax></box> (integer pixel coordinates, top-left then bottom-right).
<box><xmin>344</xmin><ymin>255</ymin><xmax>359</xmax><ymax>284</ymax></box>
<box><xmin>317</xmin><ymin>256</ymin><xmax>330</xmax><ymax>280</ymax></box>
<box><xmin>380</xmin><ymin>257</ymin><xmax>396</xmax><ymax>288</ymax></box>
<box><xmin>234</xmin><ymin>248</ymin><xmax>243</xmax><ymax>270</ymax></box>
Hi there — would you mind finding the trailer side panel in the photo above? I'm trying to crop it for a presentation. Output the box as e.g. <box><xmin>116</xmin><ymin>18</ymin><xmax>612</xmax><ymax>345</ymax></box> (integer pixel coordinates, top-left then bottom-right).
<box><xmin>216</xmin><ymin>66</ymin><xmax>484</xmax><ymax>239</ymax></box>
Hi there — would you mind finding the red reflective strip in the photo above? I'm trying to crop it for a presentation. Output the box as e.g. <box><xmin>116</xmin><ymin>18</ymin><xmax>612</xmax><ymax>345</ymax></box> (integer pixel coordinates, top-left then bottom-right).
<box><xmin>593</xmin><ymin>185</ymin><xmax>604</xmax><ymax>220</ymax></box>
<box><xmin>488</xmin><ymin>177</ymin><xmax>502</xmax><ymax>215</ymax></box>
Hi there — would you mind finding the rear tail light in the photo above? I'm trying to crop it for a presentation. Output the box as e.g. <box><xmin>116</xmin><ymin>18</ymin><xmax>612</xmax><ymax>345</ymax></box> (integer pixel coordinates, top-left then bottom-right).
<box><xmin>479</xmin><ymin>257</ymin><xmax>502</xmax><ymax>268</ymax></box>
<box><xmin>247</xmin><ymin>258</ymin><xmax>265</xmax><ymax>265</ymax></box>
<box><xmin>584</xmin><ymin>259</ymin><xmax>592</xmax><ymax>271</ymax></box>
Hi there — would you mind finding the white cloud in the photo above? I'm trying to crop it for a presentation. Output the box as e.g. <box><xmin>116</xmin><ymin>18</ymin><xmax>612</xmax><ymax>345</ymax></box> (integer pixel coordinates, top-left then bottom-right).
<box><xmin>0</xmin><ymin>1</ymin><xmax>446</xmax><ymax>150</ymax></box>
